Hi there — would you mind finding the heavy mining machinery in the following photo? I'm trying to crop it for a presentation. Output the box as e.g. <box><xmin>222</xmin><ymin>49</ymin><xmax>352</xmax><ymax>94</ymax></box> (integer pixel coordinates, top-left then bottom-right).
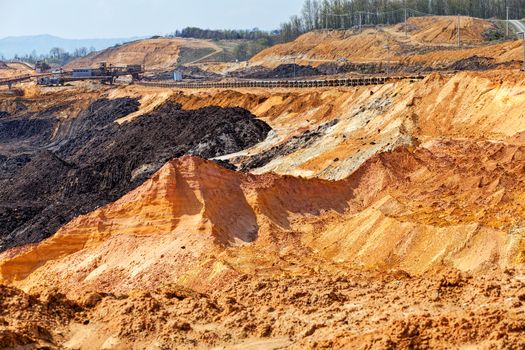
<box><xmin>37</xmin><ymin>62</ymin><xmax>144</xmax><ymax>86</ymax></box>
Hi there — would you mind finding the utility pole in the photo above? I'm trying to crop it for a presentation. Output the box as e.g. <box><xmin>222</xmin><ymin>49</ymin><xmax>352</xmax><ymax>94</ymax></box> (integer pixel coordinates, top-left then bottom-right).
<box><xmin>359</xmin><ymin>12</ymin><xmax>362</xmax><ymax>31</ymax></box>
<box><xmin>385</xmin><ymin>40</ymin><xmax>390</xmax><ymax>75</ymax></box>
<box><xmin>403</xmin><ymin>0</ymin><xmax>407</xmax><ymax>37</ymax></box>
<box><xmin>522</xmin><ymin>32</ymin><xmax>525</xmax><ymax>71</ymax></box>
<box><xmin>457</xmin><ymin>14</ymin><xmax>461</xmax><ymax>48</ymax></box>
<box><xmin>405</xmin><ymin>7</ymin><xmax>408</xmax><ymax>37</ymax></box>
<box><xmin>516</xmin><ymin>32</ymin><xmax>525</xmax><ymax>71</ymax></box>
<box><xmin>507</xmin><ymin>6</ymin><xmax>510</xmax><ymax>38</ymax></box>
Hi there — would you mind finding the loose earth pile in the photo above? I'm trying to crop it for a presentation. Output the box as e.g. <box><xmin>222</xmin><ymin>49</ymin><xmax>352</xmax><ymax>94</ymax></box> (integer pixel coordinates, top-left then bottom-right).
<box><xmin>0</xmin><ymin>96</ymin><xmax>270</xmax><ymax>251</ymax></box>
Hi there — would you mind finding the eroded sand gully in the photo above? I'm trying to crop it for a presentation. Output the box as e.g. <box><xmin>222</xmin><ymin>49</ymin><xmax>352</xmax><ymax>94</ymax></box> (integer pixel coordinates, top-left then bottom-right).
<box><xmin>0</xmin><ymin>70</ymin><xmax>525</xmax><ymax>348</ymax></box>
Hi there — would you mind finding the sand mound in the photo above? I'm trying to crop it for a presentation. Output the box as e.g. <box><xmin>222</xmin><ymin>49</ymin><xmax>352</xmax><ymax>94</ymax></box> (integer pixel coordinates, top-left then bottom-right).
<box><xmin>399</xmin><ymin>16</ymin><xmax>495</xmax><ymax>45</ymax></box>
<box><xmin>249</xmin><ymin>29</ymin><xmax>398</xmax><ymax>67</ymax></box>
<box><xmin>154</xmin><ymin>70</ymin><xmax>525</xmax><ymax>181</ymax></box>
<box><xmin>65</xmin><ymin>38</ymin><xmax>221</xmax><ymax>70</ymax></box>
<box><xmin>0</xmin><ymin>156</ymin><xmax>350</xmax><ymax>294</ymax></box>
<box><xmin>0</xmin><ymin>97</ymin><xmax>270</xmax><ymax>252</ymax></box>
<box><xmin>3</xmin><ymin>139</ymin><xmax>525</xmax><ymax>295</ymax></box>
<box><xmin>1</xmin><ymin>63</ymin><xmax>525</xmax><ymax>349</ymax></box>
<box><xmin>1</xmin><ymin>145</ymin><xmax>524</xmax><ymax>347</ymax></box>
<box><xmin>0</xmin><ymin>62</ymin><xmax>34</xmax><ymax>79</ymax></box>
<box><xmin>249</xmin><ymin>16</ymin><xmax>507</xmax><ymax>69</ymax></box>
<box><xmin>403</xmin><ymin>39</ymin><xmax>522</xmax><ymax>68</ymax></box>
<box><xmin>60</xmin><ymin>16</ymin><xmax>502</xmax><ymax>74</ymax></box>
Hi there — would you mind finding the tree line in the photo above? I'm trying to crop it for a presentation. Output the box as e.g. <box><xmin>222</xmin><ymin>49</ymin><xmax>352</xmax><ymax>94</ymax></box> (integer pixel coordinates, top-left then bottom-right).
<box><xmin>3</xmin><ymin>46</ymin><xmax>97</xmax><ymax>66</ymax></box>
<box><xmin>167</xmin><ymin>27</ymin><xmax>281</xmax><ymax>61</ymax></box>
<box><xmin>280</xmin><ymin>0</ymin><xmax>525</xmax><ymax>41</ymax></box>
<box><xmin>168</xmin><ymin>27</ymin><xmax>280</xmax><ymax>41</ymax></box>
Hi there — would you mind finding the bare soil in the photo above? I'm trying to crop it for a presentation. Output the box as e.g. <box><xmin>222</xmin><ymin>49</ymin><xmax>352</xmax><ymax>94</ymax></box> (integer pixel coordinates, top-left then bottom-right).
<box><xmin>1</xmin><ymin>268</ymin><xmax>524</xmax><ymax>349</ymax></box>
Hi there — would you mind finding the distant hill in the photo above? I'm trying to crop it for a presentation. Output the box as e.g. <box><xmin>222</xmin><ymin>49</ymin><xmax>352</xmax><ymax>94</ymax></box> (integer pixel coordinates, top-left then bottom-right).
<box><xmin>65</xmin><ymin>37</ymin><xmax>243</xmax><ymax>71</ymax></box>
<box><xmin>250</xmin><ymin>16</ymin><xmax>500</xmax><ymax>68</ymax></box>
<box><xmin>0</xmin><ymin>34</ymin><xmax>144</xmax><ymax>58</ymax></box>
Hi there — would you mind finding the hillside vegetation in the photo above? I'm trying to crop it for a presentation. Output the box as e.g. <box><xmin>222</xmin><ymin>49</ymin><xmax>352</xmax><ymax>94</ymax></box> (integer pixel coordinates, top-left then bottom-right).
<box><xmin>280</xmin><ymin>0</ymin><xmax>525</xmax><ymax>41</ymax></box>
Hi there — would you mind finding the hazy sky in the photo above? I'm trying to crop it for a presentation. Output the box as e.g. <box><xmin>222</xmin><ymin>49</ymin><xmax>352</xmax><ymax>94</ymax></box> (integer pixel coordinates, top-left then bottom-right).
<box><xmin>0</xmin><ymin>0</ymin><xmax>304</xmax><ymax>39</ymax></box>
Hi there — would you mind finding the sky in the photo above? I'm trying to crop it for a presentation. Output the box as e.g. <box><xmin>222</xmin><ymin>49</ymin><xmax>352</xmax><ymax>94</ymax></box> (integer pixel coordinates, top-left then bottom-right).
<box><xmin>0</xmin><ymin>0</ymin><xmax>304</xmax><ymax>39</ymax></box>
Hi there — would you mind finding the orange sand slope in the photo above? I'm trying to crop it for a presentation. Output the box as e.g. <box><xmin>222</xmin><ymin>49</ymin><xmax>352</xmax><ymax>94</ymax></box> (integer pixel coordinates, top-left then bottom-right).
<box><xmin>2</xmin><ymin>139</ymin><xmax>525</xmax><ymax>296</ymax></box>
<box><xmin>249</xmin><ymin>16</ymin><xmax>518</xmax><ymax>69</ymax></box>
<box><xmin>0</xmin><ymin>62</ymin><xmax>35</xmax><ymax>79</ymax></box>
<box><xmin>63</xmin><ymin>16</ymin><xmax>513</xmax><ymax>74</ymax></box>
<box><xmin>401</xmin><ymin>16</ymin><xmax>495</xmax><ymax>45</ymax></box>
<box><xmin>65</xmin><ymin>38</ymin><xmax>222</xmax><ymax>70</ymax></box>
<box><xmin>9</xmin><ymin>70</ymin><xmax>525</xmax><ymax>184</ymax></box>
<box><xmin>119</xmin><ymin>70</ymin><xmax>525</xmax><ymax>180</ymax></box>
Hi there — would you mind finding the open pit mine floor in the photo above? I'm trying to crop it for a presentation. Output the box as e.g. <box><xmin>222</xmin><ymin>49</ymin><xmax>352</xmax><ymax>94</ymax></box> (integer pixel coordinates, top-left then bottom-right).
<box><xmin>1</xmin><ymin>69</ymin><xmax>525</xmax><ymax>349</ymax></box>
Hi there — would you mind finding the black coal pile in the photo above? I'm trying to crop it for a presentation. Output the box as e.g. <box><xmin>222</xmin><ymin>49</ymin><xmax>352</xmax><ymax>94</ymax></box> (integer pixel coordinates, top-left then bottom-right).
<box><xmin>144</xmin><ymin>66</ymin><xmax>220</xmax><ymax>81</ymax></box>
<box><xmin>316</xmin><ymin>62</ymin><xmax>423</xmax><ymax>75</ymax></box>
<box><xmin>232</xmin><ymin>62</ymin><xmax>421</xmax><ymax>78</ymax></box>
<box><xmin>0</xmin><ymin>97</ymin><xmax>271</xmax><ymax>251</ymax></box>
<box><xmin>445</xmin><ymin>56</ymin><xmax>497</xmax><ymax>71</ymax></box>
<box><xmin>176</xmin><ymin>65</ymin><xmax>221</xmax><ymax>80</ymax></box>
<box><xmin>0</xmin><ymin>118</ymin><xmax>55</xmax><ymax>145</ymax></box>
<box><xmin>233</xmin><ymin>64</ymin><xmax>321</xmax><ymax>79</ymax></box>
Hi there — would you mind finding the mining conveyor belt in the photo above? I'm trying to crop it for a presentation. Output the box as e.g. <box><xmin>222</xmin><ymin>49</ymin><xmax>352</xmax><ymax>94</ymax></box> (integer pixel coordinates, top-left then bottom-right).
<box><xmin>1</xmin><ymin>73</ymin><xmax>425</xmax><ymax>89</ymax></box>
<box><xmin>0</xmin><ymin>72</ymin><xmax>58</xmax><ymax>86</ymax></box>
<box><xmin>8</xmin><ymin>61</ymin><xmax>36</xmax><ymax>70</ymax></box>
<box><xmin>0</xmin><ymin>74</ymin><xmax>33</xmax><ymax>85</ymax></box>
<box><xmin>136</xmin><ymin>75</ymin><xmax>425</xmax><ymax>89</ymax></box>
